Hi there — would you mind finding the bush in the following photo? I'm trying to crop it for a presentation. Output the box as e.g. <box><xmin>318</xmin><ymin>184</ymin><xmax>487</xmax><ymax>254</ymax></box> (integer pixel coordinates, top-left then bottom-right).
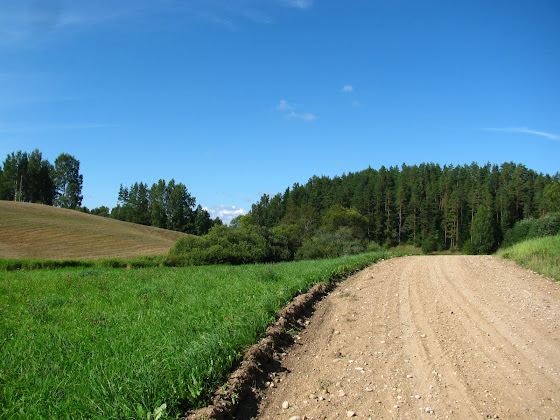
<box><xmin>295</xmin><ymin>227</ymin><xmax>365</xmax><ymax>261</ymax></box>
<box><xmin>461</xmin><ymin>240</ymin><xmax>475</xmax><ymax>255</ymax></box>
<box><xmin>502</xmin><ymin>212</ymin><xmax>560</xmax><ymax>248</ymax></box>
<box><xmin>366</xmin><ymin>241</ymin><xmax>383</xmax><ymax>252</ymax></box>
<box><xmin>529</xmin><ymin>212</ymin><xmax>560</xmax><ymax>238</ymax></box>
<box><xmin>421</xmin><ymin>236</ymin><xmax>438</xmax><ymax>254</ymax></box>
<box><xmin>169</xmin><ymin>225</ymin><xmax>292</xmax><ymax>265</ymax></box>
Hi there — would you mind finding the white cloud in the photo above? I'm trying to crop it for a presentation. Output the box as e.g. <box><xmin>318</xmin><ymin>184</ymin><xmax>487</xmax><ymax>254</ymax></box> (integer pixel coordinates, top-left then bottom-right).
<box><xmin>484</xmin><ymin>127</ymin><xmax>560</xmax><ymax>142</ymax></box>
<box><xmin>286</xmin><ymin>111</ymin><xmax>316</xmax><ymax>121</ymax></box>
<box><xmin>276</xmin><ymin>99</ymin><xmax>315</xmax><ymax>121</ymax></box>
<box><xmin>205</xmin><ymin>205</ymin><xmax>246</xmax><ymax>225</ymax></box>
<box><xmin>276</xmin><ymin>99</ymin><xmax>295</xmax><ymax>111</ymax></box>
<box><xmin>341</xmin><ymin>85</ymin><xmax>354</xmax><ymax>92</ymax></box>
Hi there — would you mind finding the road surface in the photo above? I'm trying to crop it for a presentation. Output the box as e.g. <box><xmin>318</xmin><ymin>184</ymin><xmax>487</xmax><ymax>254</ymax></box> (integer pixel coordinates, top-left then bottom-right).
<box><xmin>256</xmin><ymin>255</ymin><xmax>560</xmax><ymax>419</ymax></box>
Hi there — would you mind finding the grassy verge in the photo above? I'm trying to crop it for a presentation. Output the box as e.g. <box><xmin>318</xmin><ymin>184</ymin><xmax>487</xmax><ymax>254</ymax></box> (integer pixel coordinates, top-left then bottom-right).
<box><xmin>0</xmin><ymin>252</ymin><xmax>393</xmax><ymax>419</ymax></box>
<box><xmin>0</xmin><ymin>256</ymin><xmax>169</xmax><ymax>271</ymax></box>
<box><xmin>497</xmin><ymin>235</ymin><xmax>560</xmax><ymax>281</ymax></box>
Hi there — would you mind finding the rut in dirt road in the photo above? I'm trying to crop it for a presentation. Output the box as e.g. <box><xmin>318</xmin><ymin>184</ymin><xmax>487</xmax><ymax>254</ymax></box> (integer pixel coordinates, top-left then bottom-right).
<box><xmin>255</xmin><ymin>255</ymin><xmax>560</xmax><ymax>419</ymax></box>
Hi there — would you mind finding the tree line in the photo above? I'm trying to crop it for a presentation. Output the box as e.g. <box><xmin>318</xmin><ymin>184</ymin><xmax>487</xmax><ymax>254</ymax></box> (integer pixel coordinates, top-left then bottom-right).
<box><xmin>4</xmin><ymin>151</ymin><xmax>559</xmax><ymax>257</ymax></box>
<box><xmin>109</xmin><ymin>180</ymin><xmax>221</xmax><ymax>235</ymax></box>
<box><xmin>0</xmin><ymin>150</ymin><xmax>83</xmax><ymax>208</ymax></box>
<box><xmin>0</xmin><ymin>149</ymin><xmax>221</xmax><ymax>236</ymax></box>
<box><xmin>242</xmin><ymin>162</ymin><xmax>560</xmax><ymax>255</ymax></box>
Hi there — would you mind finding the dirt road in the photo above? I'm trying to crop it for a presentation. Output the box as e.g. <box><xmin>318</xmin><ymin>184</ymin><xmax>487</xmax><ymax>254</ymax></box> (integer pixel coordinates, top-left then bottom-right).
<box><xmin>255</xmin><ymin>256</ymin><xmax>560</xmax><ymax>419</ymax></box>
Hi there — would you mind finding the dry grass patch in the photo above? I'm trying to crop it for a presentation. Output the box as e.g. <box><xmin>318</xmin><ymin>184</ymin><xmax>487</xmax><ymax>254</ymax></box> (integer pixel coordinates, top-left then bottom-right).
<box><xmin>0</xmin><ymin>201</ymin><xmax>186</xmax><ymax>260</ymax></box>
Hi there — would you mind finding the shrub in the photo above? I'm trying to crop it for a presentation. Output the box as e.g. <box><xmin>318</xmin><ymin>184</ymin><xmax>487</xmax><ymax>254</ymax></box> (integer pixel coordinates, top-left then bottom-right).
<box><xmin>502</xmin><ymin>212</ymin><xmax>560</xmax><ymax>248</ymax></box>
<box><xmin>421</xmin><ymin>236</ymin><xmax>438</xmax><ymax>254</ymax></box>
<box><xmin>461</xmin><ymin>240</ymin><xmax>475</xmax><ymax>255</ymax></box>
<box><xmin>169</xmin><ymin>225</ymin><xmax>291</xmax><ymax>265</ymax></box>
<box><xmin>366</xmin><ymin>241</ymin><xmax>383</xmax><ymax>252</ymax></box>
<box><xmin>295</xmin><ymin>227</ymin><xmax>365</xmax><ymax>260</ymax></box>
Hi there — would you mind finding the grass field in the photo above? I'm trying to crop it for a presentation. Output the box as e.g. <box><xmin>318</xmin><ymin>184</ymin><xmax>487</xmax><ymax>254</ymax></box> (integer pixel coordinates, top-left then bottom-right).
<box><xmin>0</xmin><ymin>252</ymin><xmax>390</xmax><ymax>419</ymax></box>
<box><xmin>0</xmin><ymin>201</ymin><xmax>186</xmax><ymax>260</ymax></box>
<box><xmin>497</xmin><ymin>235</ymin><xmax>560</xmax><ymax>281</ymax></box>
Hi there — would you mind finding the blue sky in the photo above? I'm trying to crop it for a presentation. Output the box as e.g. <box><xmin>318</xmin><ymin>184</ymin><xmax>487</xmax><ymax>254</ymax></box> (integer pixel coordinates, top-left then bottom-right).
<box><xmin>1</xmin><ymin>0</ymin><xmax>559</xmax><ymax>223</ymax></box>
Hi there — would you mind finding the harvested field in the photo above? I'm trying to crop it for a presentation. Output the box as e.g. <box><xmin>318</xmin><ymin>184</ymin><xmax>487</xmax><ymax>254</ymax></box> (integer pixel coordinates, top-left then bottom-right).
<box><xmin>0</xmin><ymin>201</ymin><xmax>185</xmax><ymax>260</ymax></box>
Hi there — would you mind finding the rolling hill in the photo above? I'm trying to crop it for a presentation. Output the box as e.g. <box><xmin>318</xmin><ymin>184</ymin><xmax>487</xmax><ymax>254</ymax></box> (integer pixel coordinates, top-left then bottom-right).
<box><xmin>0</xmin><ymin>201</ymin><xmax>186</xmax><ymax>260</ymax></box>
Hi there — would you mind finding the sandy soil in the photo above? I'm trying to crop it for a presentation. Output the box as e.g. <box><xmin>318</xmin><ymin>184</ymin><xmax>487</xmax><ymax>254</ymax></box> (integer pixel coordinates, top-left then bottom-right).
<box><xmin>254</xmin><ymin>255</ymin><xmax>560</xmax><ymax>419</ymax></box>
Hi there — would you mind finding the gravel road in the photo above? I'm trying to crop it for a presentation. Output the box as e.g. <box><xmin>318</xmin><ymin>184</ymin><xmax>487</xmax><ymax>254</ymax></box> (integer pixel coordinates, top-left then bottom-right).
<box><xmin>255</xmin><ymin>255</ymin><xmax>560</xmax><ymax>419</ymax></box>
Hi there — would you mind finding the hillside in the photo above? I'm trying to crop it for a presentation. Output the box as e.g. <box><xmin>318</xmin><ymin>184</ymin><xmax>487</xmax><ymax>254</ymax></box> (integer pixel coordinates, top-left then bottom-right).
<box><xmin>0</xmin><ymin>201</ymin><xmax>186</xmax><ymax>260</ymax></box>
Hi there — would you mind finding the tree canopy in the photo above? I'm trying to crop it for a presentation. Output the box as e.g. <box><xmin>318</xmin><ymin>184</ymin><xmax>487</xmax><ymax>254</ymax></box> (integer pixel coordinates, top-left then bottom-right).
<box><xmin>246</xmin><ymin>162</ymin><xmax>560</xmax><ymax>253</ymax></box>
<box><xmin>111</xmin><ymin>179</ymin><xmax>220</xmax><ymax>235</ymax></box>
<box><xmin>0</xmin><ymin>150</ymin><xmax>71</xmax><ymax>206</ymax></box>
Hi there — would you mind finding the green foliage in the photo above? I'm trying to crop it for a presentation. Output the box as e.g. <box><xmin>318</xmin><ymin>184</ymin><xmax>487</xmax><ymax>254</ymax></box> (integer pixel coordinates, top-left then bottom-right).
<box><xmin>366</xmin><ymin>241</ymin><xmax>383</xmax><ymax>252</ymax></box>
<box><xmin>90</xmin><ymin>205</ymin><xmax>110</xmax><ymax>217</ymax></box>
<box><xmin>421</xmin><ymin>235</ymin><xmax>439</xmax><ymax>254</ymax></box>
<box><xmin>295</xmin><ymin>227</ymin><xmax>366</xmax><ymax>260</ymax></box>
<box><xmin>498</xmin><ymin>235</ymin><xmax>560</xmax><ymax>281</ymax></box>
<box><xmin>542</xmin><ymin>182</ymin><xmax>560</xmax><ymax>213</ymax></box>
<box><xmin>321</xmin><ymin>204</ymin><xmax>369</xmax><ymax>240</ymax></box>
<box><xmin>193</xmin><ymin>205</ymin><xmax>214</xmax><ymax>235</ymax></box>
<box><xmin>54</xmin><ymin>153</ymin><xmax>83</xmax><ymax>209</ymax></box>
<box><xmin>0</xmin><ymin>149</ymin><xmax>56</xmax><ymax>204</ymax></box>
<box><xmin>0</xmin><ymin>253</ymin><xmax>389</xmax><ymax>418</ymax></box>
<box><xmin>471</xmin><ymin>204</ymin><xmax>498</xmax><ymax>254</ymax></box>
<box><xmin>247</xmin><ymin>162</ymin><xmax>557</xmax><ymax>253</ymax></box>
<box><xmin>113</xmin><ymin>178</ymin><xmax>210</xmax><ymax>234</ymax></box>
<box><xmin>502</xmin><ymin>212</ymin><xmax>560</xmax><ymax>248</ymax></box>
<box><xmin>461</xmin><ymin>240</ymin><xmax>475</xmax><ymax>255</ymax></box>
<box><xmin>169</xmin><ymin>225</ymin><xmax>291</xmax><ymax>265</ymax></box>
<box><xmin>0</xmin><ymin>259</ymin><xmax>95</xmax><ymax>271</ymax></box>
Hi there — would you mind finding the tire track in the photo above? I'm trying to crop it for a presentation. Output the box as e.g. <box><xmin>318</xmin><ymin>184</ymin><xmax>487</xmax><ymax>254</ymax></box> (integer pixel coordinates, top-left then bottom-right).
<box><xmin>252</xmin><ymin>256</ymin><xmax>560</xmax><ymax>419</ymax></box>
<box><xmin>399</xmin><ymin>257</ymin><xmax>483</xmax><ymax>418</ymax></box>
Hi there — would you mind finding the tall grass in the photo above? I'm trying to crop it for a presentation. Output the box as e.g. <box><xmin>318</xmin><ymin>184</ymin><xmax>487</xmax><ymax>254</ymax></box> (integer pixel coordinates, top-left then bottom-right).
<box><xmin>497</xmin><ymin>235</ymin><xmax>560</xmax><ymax>281</ymax></box>
<box><xmin>0</xmin><ymin>252</ymin><xmax>390</xmax><ymax>419</ymax></box>
<box><xmin>0</xmin><ymin>256</ymin><xmax>172</xmax><ymax>271</ymax></box>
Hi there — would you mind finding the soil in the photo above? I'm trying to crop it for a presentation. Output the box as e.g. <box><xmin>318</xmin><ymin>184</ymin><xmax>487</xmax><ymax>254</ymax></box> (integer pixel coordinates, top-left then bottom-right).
<box><xmin>186</xmin><ymin>255</ymin><xmax>560</xmax><ymax>419</ymax></box>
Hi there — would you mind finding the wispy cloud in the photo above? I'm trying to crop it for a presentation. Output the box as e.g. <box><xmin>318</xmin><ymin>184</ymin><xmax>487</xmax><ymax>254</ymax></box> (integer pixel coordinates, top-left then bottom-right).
<box><xmin>286</xmin><ymin>111</ymin><xmax>316</xmax><ymax>121</ymax></box>
<box><xmin>276</xmin><ymin>99</ymin><xmax>295</xmax><ymax>111</ymax></box>
<box><xmin>484</xmin><ymin>127</ymin><xmax>560</xmax><ymax>142</ymax></box>
<box><xmin>276</xmin><ymin>99</ymin><xmax>315</xmax><ymax>121</ymax></box>
<box><xmin>196</xmin><ymin>11</ymin><xmax>237</xmax><ymax>30</ymax></box>
<box><xmin>279</xmin><ymin>0</ymin><xmax>314</xmax><ymax>9</ymax></box>
<box><xmin>0</xmin><ymin>0</ymin><xmax>313</xmax><ymax>44</ymax></box>
<box><xmin>341</xmin><ymin>85</ymin><xmax>354</xmax><ymax>93</ymax></box>
<box><xmin>204</xmin><ymin>205</ymin><xmax>246</xmax><ymax>224</ymax></box>
<box><xmin>0</xmin><ymin>1</ymin><xmax>138</xmax><ymax>47</ymax></box>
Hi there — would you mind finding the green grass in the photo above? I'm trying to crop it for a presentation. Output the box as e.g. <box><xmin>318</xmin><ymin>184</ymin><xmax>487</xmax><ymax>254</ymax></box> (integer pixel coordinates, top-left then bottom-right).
<box><xmin>0</xmin><ymin>252</ymin><xmax>392</xmax><ymax>419</ymax></box>
<box><xmin>0</xmin><ymin>256</ymin><xmax>171</xmax><ymax>271</ymax></box>
<box><xmin>497</xmin><ymin>235</ymin><xmax>560</xmax><ymax>281</ymax></box>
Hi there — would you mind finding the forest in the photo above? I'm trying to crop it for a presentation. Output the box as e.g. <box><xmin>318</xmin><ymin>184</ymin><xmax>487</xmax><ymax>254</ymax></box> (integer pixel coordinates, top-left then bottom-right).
<box><xmin>2</xmin><ymin>150</ymin><xmax>559</xmax><ymax>258</ymax></box>
<box><xmin>241</xmin><ymin>162</ymin><xmax>560</xmax><ymax>254</ymax></box>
